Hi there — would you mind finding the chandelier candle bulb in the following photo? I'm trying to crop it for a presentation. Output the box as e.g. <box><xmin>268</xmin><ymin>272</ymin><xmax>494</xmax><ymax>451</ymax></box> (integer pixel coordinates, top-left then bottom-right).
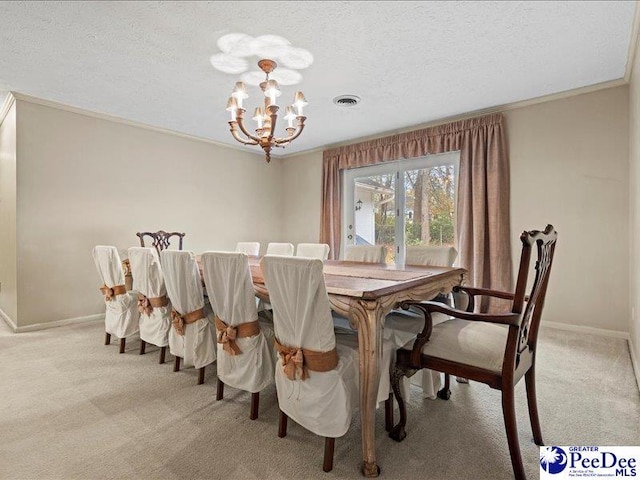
<box><xmin>226</xmin><ymin>58</ymin><xmax>307</xmax><ymax>163</ymax></box>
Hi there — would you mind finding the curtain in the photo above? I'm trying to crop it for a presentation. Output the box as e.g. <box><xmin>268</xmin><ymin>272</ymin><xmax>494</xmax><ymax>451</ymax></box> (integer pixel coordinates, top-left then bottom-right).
<box><xmin>319</xmin><ymin>112</ymin><xmax>512</xmax><ymax>296</ymax></box>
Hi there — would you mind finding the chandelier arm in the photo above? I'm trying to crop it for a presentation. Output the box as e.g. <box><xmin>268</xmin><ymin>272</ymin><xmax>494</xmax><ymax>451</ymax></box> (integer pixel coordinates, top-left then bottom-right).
<box><xmin>274</xmin><ymin>117</ymin><xmax>306</xmax><ymax>145</ymax></box>
<box><xmin>236</xmin><ymin>110</ymin><xmax>262</xmax><ymax>143</ymax></box>
<box><xmin>229</xmin><ymin>124</ymin><xmax>259</xmax><ymax>146</ymax></box>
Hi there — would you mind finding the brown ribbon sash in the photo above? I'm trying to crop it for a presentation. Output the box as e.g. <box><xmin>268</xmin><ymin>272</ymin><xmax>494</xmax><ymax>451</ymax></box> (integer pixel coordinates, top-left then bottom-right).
<box><xmin>137</xmin><ymin>294</ymin><xmax>169</xmax><ymax>316</ymax></box>
<box><xmin>214</xmin><ymin>316</ymin><xmax>260</xmax><ymax>355</ymax></box>
<box><xmin>171</xmin><ymin>308</ymin><xmax>206</xmax><ymax>336</ymax></box>
<box><xmin>99</xmin><ymin>284</ymin><xmax>127</xmax><ymax>301</ymax></box>
<box><xmin>273</xmin><ymin>338</ymin><xmax>339</xmax><ymax>381</ymax></box>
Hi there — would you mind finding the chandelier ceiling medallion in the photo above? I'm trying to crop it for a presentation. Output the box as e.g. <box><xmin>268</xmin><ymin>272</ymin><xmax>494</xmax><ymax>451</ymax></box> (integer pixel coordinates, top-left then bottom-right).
<box><xmin>226</xmin><ymin>58</ymin><xmax>307</xmax><ymax>163</ymax></box>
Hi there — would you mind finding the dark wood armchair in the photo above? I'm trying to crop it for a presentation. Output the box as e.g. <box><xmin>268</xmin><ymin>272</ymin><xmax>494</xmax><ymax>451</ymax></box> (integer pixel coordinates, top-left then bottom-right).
<box><xmin>136</xmin><ymin>231</ymin><xmax>185</xmax><ymax>254</ymax></box>
<box><xmin>389</xmin><ymin>225</ymin><xmax>558</xmax><ymax>480</ymax></box>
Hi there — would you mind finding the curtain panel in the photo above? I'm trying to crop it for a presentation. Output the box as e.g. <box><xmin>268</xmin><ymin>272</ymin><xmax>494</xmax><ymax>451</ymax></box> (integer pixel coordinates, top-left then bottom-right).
<box><xmin>320</xmin><ymin>112</ymin><xmax>512</xmax><ymax>296</ymax></box>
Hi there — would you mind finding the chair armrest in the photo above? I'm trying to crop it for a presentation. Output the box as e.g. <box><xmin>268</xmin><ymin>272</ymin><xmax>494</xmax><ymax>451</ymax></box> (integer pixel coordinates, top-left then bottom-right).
<box><xmin>404</xmin><ymin>301</ymin><xmax>521</xmax><ymax>327</ymax></box>
<box><xmin>453</xmin><ymin>285</ymin><xmax>515</xmax><ymax>300</ymax></box>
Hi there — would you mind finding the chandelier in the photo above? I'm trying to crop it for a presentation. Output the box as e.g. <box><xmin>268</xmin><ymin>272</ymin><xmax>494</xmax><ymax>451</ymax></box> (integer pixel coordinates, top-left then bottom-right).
<box><xmin>226</xmin><ymin>59</ymin><xmax>307</xmax><ymax>163</ymax></box>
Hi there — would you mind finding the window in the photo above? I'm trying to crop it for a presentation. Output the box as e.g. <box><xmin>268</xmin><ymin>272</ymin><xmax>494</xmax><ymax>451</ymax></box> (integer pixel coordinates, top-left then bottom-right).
<box><xmin>341</xmin><ymin>151</ymin><xmax>460</xmax><ymax>265</ymax></box>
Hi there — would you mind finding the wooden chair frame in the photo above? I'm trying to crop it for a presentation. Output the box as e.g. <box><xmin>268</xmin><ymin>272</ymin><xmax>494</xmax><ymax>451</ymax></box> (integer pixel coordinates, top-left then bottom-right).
<box><xmin>389</xmin><ymin>225</ymin><xmax>557</xmax><ymax>480</ymax></box>
<box><xmin>136</xmin><ymin>231</ymin><xmax>185</xmax><ymax>254</ymax></box>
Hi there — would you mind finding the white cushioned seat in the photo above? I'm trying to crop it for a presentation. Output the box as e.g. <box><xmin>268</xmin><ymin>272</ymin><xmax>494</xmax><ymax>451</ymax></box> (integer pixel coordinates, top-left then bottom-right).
<box><xmin>344</xmin><ymin>245</ymin><xmax>386</xmax><ymax>263</ymax></box>
<box><xmin>296</xmin><ymin>243</ymin><xmax>330</xmax><ymax>260</ymax></box>
<box><xmin>266</xmin><ymin>242</ymin><xmax>294</xmax><ymax>256</ymax></box>
<box><xmin>92</xmin><ymin>245</ymin><xmax>140</xmax><ymax>339</ymax></box>
<box><xmin>236</xmin><ymin>242</ymin><xmax>260</xmax><ymax>256</ymax></box>
<box><xmin>201</xmin><ymin>251</ymin><xmax>274</xmax><ymax>393</ymax></box>
<box><xmin>162</xmin><ymin>250</ymin><xmax>216</xmax><ymax>370</ymax></box>
<box><xmin>402</xmin><ymin>318</ymin><xmax>509</xmax><ymax>373</ymax></box>
<box><xmin>128</xmin><ymin>247</ymin><xmax>171</xmax><ymax>347</ymax></box>
<box><xmin>262</xmin><ymin>255</ymin><xmax>360</xmax><ymax>438</ymax></box>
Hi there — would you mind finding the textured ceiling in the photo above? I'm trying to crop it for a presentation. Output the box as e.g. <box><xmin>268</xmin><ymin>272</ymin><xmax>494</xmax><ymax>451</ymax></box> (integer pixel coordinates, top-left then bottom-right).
<box><xmin>0</xmin><ymin>1</ymin><xmax>636</xmax><ymax>157</ymax></box>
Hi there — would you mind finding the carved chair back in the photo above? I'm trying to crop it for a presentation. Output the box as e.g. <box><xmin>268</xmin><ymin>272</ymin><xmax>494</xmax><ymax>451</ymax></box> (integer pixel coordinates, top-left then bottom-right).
<box><xmin>136</xmin><ymin>231</ymin><xmax>185</xmax><ymax>255</ymax></box>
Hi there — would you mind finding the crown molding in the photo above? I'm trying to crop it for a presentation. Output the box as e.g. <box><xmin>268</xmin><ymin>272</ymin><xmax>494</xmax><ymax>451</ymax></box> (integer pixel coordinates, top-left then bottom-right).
<box><xmin>0</xmin><ymin>92</ymin><xmax>16</xmax><ymax>126</ymax></box>
<box><xmin>280</xmin><ymin>77</ymin><xmax>628</xmax><ymax>159</ymax></box>
<box><xmin>8</xmin><ymin>74</ymin><xmax>628</xmax><ymax>163</ymax></box>
<box><xmin>9</xmin><ymin>91</ymin><xmax>265</xmax><ymax>160</ymax></box>
<box><xmin>625</xmin><ymin>0</ymin><xmax>640</xmax><ymax>83</ymax></box>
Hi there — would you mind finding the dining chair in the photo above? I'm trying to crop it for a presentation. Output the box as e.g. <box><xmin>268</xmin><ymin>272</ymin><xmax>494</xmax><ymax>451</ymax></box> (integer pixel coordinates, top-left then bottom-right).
<box><xmin>344</xmin><ymin>245</ymin><xmax>386</xmax><ymax>263</ymax></box>
<box><xmin>92</xmin><ymin>246</ymin><xmax>140</xmax><ymax>353</ymax></box>
<box><xmin>265</xmin><ymin>242</ymin><xmax>294</xmax><ymax>256</ymax></box>
<box><xmin>200</xmin><ymin>251</ymin><xmax>275</xmax><ymax>419</ymax></box>
<box><xmin>235</xmin><ymin>242</ymin><xmax>260</xmax><ymax>256</ymax></box>
<box><xmin>389</xmin><ymin>225</ymin><xmax>558</xmax><ymax>480</ymax></box>
<box><xmin>295</xmin><ymin>243</ymin><xmax>330</xmax><ymax>260</ymax></box>
<box><xmin>260</xmin><ymin>255</ymin><xmax>359</xmax><ymax>472</ymax></box>
<box><xmin>385</xmin><ymin>246</ymin><xmax>460</xmax><ymax>399</ymax></box>
<box><xmin>161</xmin><ymin>250</ymin><xmax>216</xmax><ymax>385</ymax></box>
<box><xmin>136</xmin><ymin>231</ymin><xmax>185</xmax><ymax>255</ymax></box>
<box><xmin>127</xmin><ymin>247</ymin><xmax>172</xmax><ymax>364</ymax></box>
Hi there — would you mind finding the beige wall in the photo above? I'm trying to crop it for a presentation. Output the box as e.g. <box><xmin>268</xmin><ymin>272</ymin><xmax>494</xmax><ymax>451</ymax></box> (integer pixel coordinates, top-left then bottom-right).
<box><xmin>505</xmin><ymin>86</ymin><xmax>629</xmax><ymax>332</ymax></box>
<box><xmin>0</xmin><ymin>99</ymin><xmax>17</xmax><ymax>323</ymax></box>
<box><xmin>14</xmin><ymin>99</ymin><xmax>283</xmax><ymax>328</ymax></box>
<box><xmin>280</xmin><ymin>150</ymin><xmax>323</xmax><ymax>246</ymax></box>
<box><xmin>281</xmin><ymin>86</ymin><xmax>631</xmax><ymax>333</ymax></box>
<box><xmin>629</xmin><ymin>39</ymin><xmax>640</xmax><ymax>379</ymax></box>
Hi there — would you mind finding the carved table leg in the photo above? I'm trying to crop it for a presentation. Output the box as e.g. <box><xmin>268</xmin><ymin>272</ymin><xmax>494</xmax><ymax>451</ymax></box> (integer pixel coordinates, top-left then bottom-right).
<box><xmin>352</xmin><ymin>299</ymin><xmax>384</xmax><ymax>477</ymax></box>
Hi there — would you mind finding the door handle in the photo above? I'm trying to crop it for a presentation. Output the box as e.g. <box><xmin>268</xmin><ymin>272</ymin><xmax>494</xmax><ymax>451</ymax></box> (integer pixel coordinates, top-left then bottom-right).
<box><xmin>347</xmin><ymin>235</ymin><xmax>353</xmax><ymax>240</ymax></box>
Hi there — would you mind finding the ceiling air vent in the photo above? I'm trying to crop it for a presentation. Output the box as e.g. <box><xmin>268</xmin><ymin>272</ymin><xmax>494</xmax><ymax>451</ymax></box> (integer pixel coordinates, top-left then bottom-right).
<box><xmin>333</xmin><ymin>95</ymin><xmax>361</xmax><ymax>107</ymax></box>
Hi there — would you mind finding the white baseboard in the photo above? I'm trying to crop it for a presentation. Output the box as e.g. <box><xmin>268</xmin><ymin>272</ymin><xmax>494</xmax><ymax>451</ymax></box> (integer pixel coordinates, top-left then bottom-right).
<box><xmin>11</xmin><ymin>313</ymin><xmax>104</xmax><ymax>333</ymax></box>
<box><xmin>542</xmin><ymin>320</ymin><xmax>630</xmax><ymax>339</ymax></box>
<box><xmin>0</xmin><ymin>307</ymin><xmax>18</xmax><ymax>332</ymax></box>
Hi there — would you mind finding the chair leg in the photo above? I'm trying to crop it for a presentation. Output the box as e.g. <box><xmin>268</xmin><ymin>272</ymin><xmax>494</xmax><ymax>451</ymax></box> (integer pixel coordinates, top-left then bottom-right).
<box><xmin>437</xmin><ymin>373</ymin><xmax>451</xmax><ymax>400</ymax></box>
<box><xmin>323</xmin><ymin>437</ymin><xmax>335</xmax><ymax>473</ymax></box>
<box><xmin>502</xmin><ymin>386</ymin><xmax>526</xmax><ymax>480</ymax></box>
<box><xmin>119</xmin><ymin>338</ymin><xmax>126</xmax><ymax>354</ymax></box>
<box><xmin>384</xmin><ymin>393</ymin><xmax>394</xmax><ymax>432</ymax></box>
<box><xmin>216</xmin><ymin>379</ymin><xmax>225</xmax><ymax>400</ymax></box>
<box><xmin>525</xmin><ymin>366</ymin><xmax>544</xmax><ymax>445</ymax></box>
<box><xmin>159</xmin><ymin>346</ymin><xmax>166</xmax><ymax>364</ymax></box>
<box><xmin>197</xmin><ymin>366</ymin><xmax>206</xmax><ymax>385</ymax></box>
<box><xmin>173</xmin><ymin>355</ymin><xmax>181</xmax><ymax>372</ymax></box>
<box><xmin>139</xmin><ymin>340</ymin><xmax>146</xmax><ymax>355</ymax></box>
<box><xmin>104</xmin><ymin>332</ymin><xmax>111</xmax><ymax>345</ymax></box>
<box><xmin>389</xmin><ymin>365</ymin><xmax>412</xmax><ymax>442</ymax></box>
<box><xmin>278</xmin><ymin>410</ymin><xmax>288</xmax><ymax>438</ymax></box>
<box><xmin>250</xmin><ymin>392</ymin><xmax>260</xmax><ymax>420</ymax></box>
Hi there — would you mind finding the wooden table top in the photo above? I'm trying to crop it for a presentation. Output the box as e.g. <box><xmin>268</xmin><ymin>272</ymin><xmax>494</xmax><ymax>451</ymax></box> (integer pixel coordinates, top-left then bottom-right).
<box><xmin>249</xmin><ymin>257</ymin><xmax>466</xmax><ymax>300</ymax></box>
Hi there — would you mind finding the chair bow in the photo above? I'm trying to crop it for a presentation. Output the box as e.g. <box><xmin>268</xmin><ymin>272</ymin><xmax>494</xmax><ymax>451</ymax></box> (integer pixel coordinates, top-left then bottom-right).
<box><xmin>171</xmin><ymin>309</ymin><xmax>185</xmax><ymax>336</ymax></box>
<box><xmin>217</xmin><ymin>323</ymin><xmax>241</xmax><ymax>355</ymax></box>
<box><xmin>279</xmin><ymin>348</ymin><xmax>308</xmax><ymax>381</ymax></box>
<box><xmin>137</xmin><ymin>295</ymin><xmax>153</xmax><ymax>316</ymax></box>
<box><xmin>99</xmin><ymin>285</ymin><xmax>115</xmax><ymax>301</ymax></box>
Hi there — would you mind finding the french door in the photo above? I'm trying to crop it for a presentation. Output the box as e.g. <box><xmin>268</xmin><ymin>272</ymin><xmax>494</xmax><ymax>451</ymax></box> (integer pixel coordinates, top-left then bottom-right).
<box><xmin>341</xmin><ymin>151</ymin><xmax>460</xmax><ymax>265</ymax></box>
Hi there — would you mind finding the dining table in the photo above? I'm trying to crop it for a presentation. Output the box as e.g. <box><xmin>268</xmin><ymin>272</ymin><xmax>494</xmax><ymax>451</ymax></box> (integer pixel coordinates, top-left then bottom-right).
<box><xmin>249</xmin><ymin>257</ymin><xmax>466</xmax><ymax>477</ymax></box>
<box><xmin>124</xmin><ymin>254</ymin><xmax>466</xmax><ymax>476</ymax></box>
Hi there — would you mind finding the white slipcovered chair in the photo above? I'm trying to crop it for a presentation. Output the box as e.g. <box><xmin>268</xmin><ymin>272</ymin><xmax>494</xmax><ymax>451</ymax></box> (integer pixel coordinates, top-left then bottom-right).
<box><xmin>266</xmin><ymin>242</ymin><xmax>294</xmax><ymax>256</ymax></box>
<box><xmin>93</xmin><ymin>246</ymin><xmax>140</xmax><ymax>353</ymax></box>
<box><xmin>127</xmin><ymin>247</ymin><xmax>172</xmax><ymax>364</ymax></box>
<box><xmin>261</xmin><ymin>255</ymin><xmax>396</xmax><ymax>472</ymax></box>
<box><xmin>385</xmin><ymin>246</ymin><xmax>460</xmax><ymax>399</ymax></box>
<box><xmin>235</xmin><ymin>242</ymin><xmax>260</xmax><ymax>256</ymax></box>
<box><xmin>161</xmin><ymin>250</ymin><xmax>216</xmax><ymax>385</ymax></box>
<box><xmin>296</xmin><ymin>243</ymin><xmax>330</xmax><ymax>260</ymax></box>
<box><xmin>201</xmin><ymin>251</ymin><xmax>275</xmax><ymax>419</ymax></box>
<box><xmin>344</xmin><ymin>245</ymin><xmax>386</xmax><ymax>263</ymax></box>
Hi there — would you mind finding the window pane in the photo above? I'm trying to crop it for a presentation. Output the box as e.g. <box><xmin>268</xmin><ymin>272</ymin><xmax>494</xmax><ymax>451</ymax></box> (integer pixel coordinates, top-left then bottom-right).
<box><xmin>404</xmin><ymin>164</ymin><xmax>456</xmax><ymax>247</ymax></box>
<box><xmin>354</xmin><ymin>173</ymin><xmax>396</xmax><ymax>262</ymax></box>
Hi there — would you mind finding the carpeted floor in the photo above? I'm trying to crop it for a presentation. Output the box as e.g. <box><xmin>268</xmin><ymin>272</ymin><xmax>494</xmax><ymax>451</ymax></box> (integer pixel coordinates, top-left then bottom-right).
<box><xmin>0</xmin><ymin>319</ymin><xmax>638</xmax><ymax>480</ymax></box>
